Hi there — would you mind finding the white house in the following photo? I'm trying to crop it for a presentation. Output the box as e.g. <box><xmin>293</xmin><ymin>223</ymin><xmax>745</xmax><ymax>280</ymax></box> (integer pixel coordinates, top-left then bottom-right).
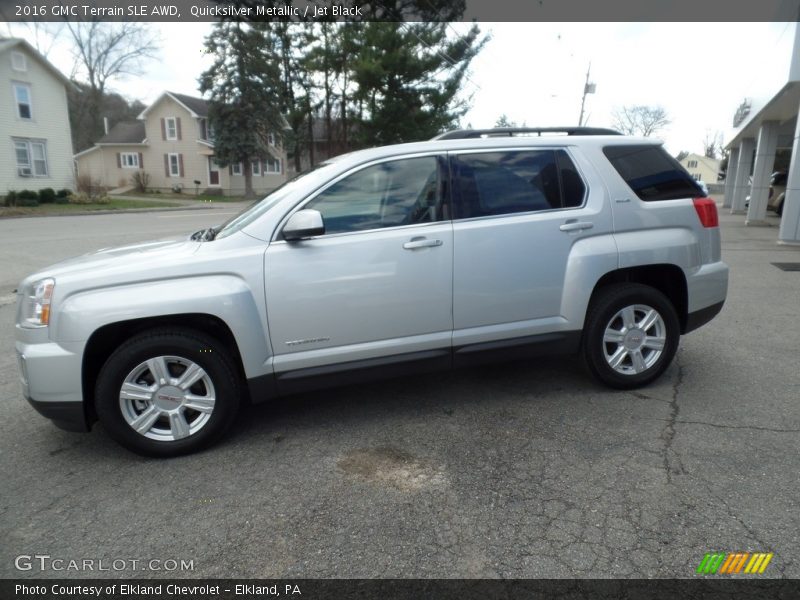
<box><xmin>0</xmin><ymin>38</ymin><xmax>74</xmax><ymax>193</ymax></box>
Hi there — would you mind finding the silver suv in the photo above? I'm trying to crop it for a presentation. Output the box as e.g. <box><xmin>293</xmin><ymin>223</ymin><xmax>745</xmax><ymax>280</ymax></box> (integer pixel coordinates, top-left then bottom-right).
<box><xmin>14</xmin><ymin>128</ymin><xmax>728</xmax><ymax>456</ymax></box>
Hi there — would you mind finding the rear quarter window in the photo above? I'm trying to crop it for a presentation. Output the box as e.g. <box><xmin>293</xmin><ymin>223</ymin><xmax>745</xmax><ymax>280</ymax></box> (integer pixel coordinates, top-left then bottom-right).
<box><xmin>603</xmin><ymin>145</ymin><xmax>703</xmax><ymax>201</ymax></box>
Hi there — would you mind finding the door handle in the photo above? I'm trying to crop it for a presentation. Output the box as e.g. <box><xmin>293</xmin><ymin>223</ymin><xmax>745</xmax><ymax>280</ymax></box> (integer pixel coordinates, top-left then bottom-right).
<box><xmin>559</xmin><ymin>220</ymin><xmax>594</xmax><ymax>232</ymax></box>
<box><xmin>403</xmin><ymin>237</ymin><xmax>443</xmax><ymax>250</ymax></box>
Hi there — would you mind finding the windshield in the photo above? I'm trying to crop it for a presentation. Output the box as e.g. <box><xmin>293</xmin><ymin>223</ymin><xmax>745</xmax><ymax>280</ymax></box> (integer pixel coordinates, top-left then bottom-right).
<box><xmin>214</xmin><ymin>163</ymin><xmax>333</xmax><ymax>240</ymax></box>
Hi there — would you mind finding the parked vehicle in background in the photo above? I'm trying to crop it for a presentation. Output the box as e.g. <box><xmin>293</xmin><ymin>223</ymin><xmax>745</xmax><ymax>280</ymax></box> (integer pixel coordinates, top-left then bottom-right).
<box><xmin>769</xmin><ymin>171</ymin><xmax>787</xmax><ymax>216</ymax></box>
<box><xmin>15</xmin><ymin>127</ymin><xmax>728</xmax><ymax>456</ymax></box>
<box><xmin>745</xmin><ymin>171</ymin><xmax>787</xmax><ymax>215</ymax></box>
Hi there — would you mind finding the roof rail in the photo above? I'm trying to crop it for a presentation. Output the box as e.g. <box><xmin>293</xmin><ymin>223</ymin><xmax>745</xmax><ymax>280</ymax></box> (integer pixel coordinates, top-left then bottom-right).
<box><xmin>431</xmin><ymin>127</ymin><xmax>622</xmax><ymax>140</ymax></box>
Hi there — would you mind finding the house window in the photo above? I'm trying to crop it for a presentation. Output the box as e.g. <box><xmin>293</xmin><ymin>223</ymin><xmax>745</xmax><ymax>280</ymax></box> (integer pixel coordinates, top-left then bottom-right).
<box><xmin>252</xmin><ymin>161</ymin><xmax>261</xmax><ymax>176</ymax></box>
<box><xmin>692</xmin><ymin>174</ymin><xmax>702</xmax><ymax>181</ymax></box>
<box><xmin>14</xmin><ymin>139</ymin><xmax>48</xmax><ymax>176</ymax></box>
<box><xmin>168</xmin><ymin>153</ymin><xmax>180</xmax><ymax>176</ymax></box>
<box><xmin>687</xmin><ymin>160</ymin><xmax>698</xmax><ymax>168</ymax></box>
<box><xmin>267</xmin><ymin>132</ymin><xmax>276</xmax><ymax>146</ymax></box>
<box><xmin>11</xmin><ymin>52</ymin><xmax>26</xmax><ymax>71</ymax></box>
<box><xmin>14</xmin><ymin>83</ymin><xmax>32</xmax><ymax>119</ymax></box>
<box><xmin>265</xmin><ymin>158</ymin><xmax>281</xmax><ymax>174</ymax></box>
<box><xmin>121</xmin><ymin>153</ymin><xmax>139</xmax><ymax>168</ymax></box>
<box><xmin>231</xmin><ymin>162</ymin><xmax>242</xmax><ymax>176</ymax></box>
<box><xmin>166</xmin><ymin>117</ymin><xmax>178</xmax><ymax>140</ymax></box>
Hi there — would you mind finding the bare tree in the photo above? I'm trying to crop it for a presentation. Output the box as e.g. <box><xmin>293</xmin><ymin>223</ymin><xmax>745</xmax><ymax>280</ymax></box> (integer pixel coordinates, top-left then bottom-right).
<box><xmin>611</xmin><ymin>105</ymin><xmax>670</xmax><ymax>137</ymax></box>
<box><xmin>702</xmin><ymin>130</ymin><xmax>724</xmax><ymax>159</ymax></box>
<box><xmin>3</xmin><ymin>22</ymin><xmax>64</xmax><ymax>57</ymax></box>
<box><xmin>66</xmin><ymin>21</ymin><xmax>160</xmax><ymax>142</ymax></box>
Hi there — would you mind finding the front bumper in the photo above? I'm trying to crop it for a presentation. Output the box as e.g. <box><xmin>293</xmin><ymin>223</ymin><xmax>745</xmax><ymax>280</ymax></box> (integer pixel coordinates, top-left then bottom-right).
<box><xmin>15</xmin><ymin>326</ymin><xmax>89</xmax><ymax>432</ymax></box>
<box><xmin>27</xmin><ymin>397</ymin><xmax>89</xmax><ymax>432</ymax></box>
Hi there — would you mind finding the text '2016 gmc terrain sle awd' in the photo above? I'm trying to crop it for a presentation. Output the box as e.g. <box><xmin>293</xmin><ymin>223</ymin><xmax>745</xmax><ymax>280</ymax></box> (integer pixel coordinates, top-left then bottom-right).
<box><xmin>15</xmin><ymin>128</ymin><xmax>728</xmax><ymax>456</ymax></box>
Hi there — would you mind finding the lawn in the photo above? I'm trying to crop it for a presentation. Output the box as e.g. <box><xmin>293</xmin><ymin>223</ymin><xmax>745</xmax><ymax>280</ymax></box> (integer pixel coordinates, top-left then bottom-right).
<box><xmin>121</xmin><ymin>191</ymin><xmax>245</xmax><ymax>203</ymax></box>
<box><xmin>0</xmin><ymin>199</ymin><xmax>181</xmax><ymax>218</ymax></box>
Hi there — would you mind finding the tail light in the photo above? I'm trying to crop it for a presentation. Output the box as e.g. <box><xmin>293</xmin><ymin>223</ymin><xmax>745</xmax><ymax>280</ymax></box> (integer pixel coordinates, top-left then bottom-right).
<box><xmin>693</xmin><ymin>198</ymin><xmax>719</xmax><ymax>228</ymax></box>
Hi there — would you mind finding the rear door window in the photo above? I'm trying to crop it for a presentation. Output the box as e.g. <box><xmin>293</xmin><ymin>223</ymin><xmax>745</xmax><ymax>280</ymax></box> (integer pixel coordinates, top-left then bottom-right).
<box><xmin>603</xmin><ymin>144</ymin><xmax>703</xmax><ymax>201</ymax></box>
<box><xmin>452</xmin><ymin>150</ymin><xmax>586</xmax><ymax>219</ymax></box>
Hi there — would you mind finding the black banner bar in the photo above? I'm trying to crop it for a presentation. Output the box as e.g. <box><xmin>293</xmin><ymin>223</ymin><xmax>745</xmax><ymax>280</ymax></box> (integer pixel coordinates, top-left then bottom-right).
<box><xmin>0</xmin><ymin>0</ymin><xmax>799</xmax><ymax>22</ymax></box>
<box><xmin>3</xmin><ymin>579</ymin><xmax>800</xmax><ymax>600</ymax></box>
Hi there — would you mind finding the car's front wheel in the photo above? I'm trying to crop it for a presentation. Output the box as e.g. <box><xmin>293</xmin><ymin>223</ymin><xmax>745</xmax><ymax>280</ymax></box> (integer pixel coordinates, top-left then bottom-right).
<box><xmin>95</xmin><ymin>328</ymin><xmax>241</xmax><ymax>457</ymax></box>
<box><xmin>582</xmin><ymin>284</ymin><xmax>680</xmax><ymax>389</ymax></box>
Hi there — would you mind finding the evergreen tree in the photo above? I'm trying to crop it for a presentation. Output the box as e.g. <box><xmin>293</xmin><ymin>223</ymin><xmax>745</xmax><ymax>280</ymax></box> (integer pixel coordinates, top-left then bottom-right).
<box><xmin>199</xmin><ymin>22</ymin><xmax>283</xmax><ymax>198</ymax></box>
<box><xmin>351</xmin><ymin>22</ymin><xmax>485</xmax><ymax>145</ymax></box>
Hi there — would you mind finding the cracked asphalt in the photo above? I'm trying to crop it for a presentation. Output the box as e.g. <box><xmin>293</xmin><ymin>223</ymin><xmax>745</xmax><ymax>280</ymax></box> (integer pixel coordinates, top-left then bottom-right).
<box><xmin>0</xmin><ymin>204</ymin><xmax>798</xmax><ymax>579</ymax></box>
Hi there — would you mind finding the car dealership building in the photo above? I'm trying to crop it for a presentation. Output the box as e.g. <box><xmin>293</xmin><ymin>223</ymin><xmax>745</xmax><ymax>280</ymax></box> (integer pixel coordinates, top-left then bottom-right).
<box><xmin>725</xmin><ymin>22</ymin><xmax>800</xmax><ymax>244</ymax></box>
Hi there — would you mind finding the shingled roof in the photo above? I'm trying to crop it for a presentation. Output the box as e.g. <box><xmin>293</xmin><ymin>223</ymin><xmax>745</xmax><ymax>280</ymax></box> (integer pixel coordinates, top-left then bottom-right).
<box><xmin>97</xmin><ymin>121</ymin><xmax>146</xmax><ymax>144</ymax></box>
<box><xmin>168</xmin><ymin>92</ymin><xmax>209</xmax><ymax>117</ymax></box>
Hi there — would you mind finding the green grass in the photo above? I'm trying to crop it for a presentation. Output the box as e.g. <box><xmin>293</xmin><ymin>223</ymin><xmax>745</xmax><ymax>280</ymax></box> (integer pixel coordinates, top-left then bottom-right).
<box><xmin>121</xmin><ymin>191</ymin><xmax>244</xmax><ymax>202</ymax></box>
<box><xmin>0</xmin><ymin>198</ymin><xmax>181</xmax><ymax>217</ymax></box>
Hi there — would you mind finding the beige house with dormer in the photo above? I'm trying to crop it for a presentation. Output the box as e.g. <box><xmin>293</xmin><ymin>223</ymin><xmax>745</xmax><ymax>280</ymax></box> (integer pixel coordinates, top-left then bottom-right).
<box><xmin>75</xmin><ymin>91</ymin><xmax>288</xmax><ymax>195</ymax></box>
<box><xmin>1</xmin><ymin>38</ymin><xmax>75</xmax><ymax>193</ymax></box>
<box><xmin>679</xmin><ymin>153</ymin><xmax>721</xmax><ymax>185</ymax></box>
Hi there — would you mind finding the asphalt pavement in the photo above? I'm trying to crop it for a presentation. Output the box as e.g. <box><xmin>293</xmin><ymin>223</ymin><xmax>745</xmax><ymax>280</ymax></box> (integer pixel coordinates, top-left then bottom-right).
<box><xmin>0</xmin><ymin>203</ymin><xmax>798</xmax><ymax>579</ymax></box>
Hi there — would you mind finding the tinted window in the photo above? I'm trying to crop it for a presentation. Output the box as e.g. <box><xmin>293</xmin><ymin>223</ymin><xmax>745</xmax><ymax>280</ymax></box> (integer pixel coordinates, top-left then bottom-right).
<box><xmin>603</xmin><ymin>145</ymin><xmax>703</xmax><ymax>201</ymax></box>
<box><xmin>305</xmin><ymin>156</ymin><xmax>443</xmax><ymax>234</ymax></box>
<box><xmin>556</xmin><ymin>150</ymin><xmax>586</xmax><ymax>208</ymax></box>
<box><xmin>453</xmin><ymin>150</ymin><xmax>585</xmax><ymax>219</ymax></box>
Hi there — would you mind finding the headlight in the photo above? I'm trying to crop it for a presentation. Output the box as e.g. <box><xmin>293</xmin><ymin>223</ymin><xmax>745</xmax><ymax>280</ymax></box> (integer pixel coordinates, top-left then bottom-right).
<box><xmin>20</xmin><ymin>278</ymin><xmax>55</xmax><ymax>328</ymax></box>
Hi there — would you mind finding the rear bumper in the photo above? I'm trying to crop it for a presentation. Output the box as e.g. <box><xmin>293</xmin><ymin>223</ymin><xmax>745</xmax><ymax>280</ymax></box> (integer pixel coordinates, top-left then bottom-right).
<box><xmin>681</xmin><ymin>260</ymin><xmax>728</xmax><ymax>334</ymax></box>
<box><xmin>684</xmin><ymin>300</ymin><xmax>725</xmax><ymax>334</ymax></box>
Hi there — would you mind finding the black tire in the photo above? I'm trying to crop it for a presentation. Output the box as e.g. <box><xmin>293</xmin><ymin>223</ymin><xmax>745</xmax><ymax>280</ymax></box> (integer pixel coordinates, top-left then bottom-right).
<box><xmin>95</xmin><ymin>328</ymin><xmax>241</xmax><ymax>457</ymax></box>
<box><xmin>582</xmin><ymin>284</ymin><xmax>680</xmax><ymax>389</ymax></box>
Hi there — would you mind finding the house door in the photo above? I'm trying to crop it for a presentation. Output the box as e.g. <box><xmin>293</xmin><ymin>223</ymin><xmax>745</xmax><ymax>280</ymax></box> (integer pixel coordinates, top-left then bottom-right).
<box><xmin>208</xmin><ymin>158</ymin><xmax>220</xmax><ymax>186</ymax></box>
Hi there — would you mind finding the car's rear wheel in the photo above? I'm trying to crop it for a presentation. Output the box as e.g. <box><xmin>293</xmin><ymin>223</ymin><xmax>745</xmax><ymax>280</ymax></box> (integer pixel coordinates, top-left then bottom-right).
<box><xmin>582</xmin><ymin>284</ymin><xmax>680</xmax><ymax>389</ymax></box>
<box><xmin>95</xmin><ymin>328</ymin><xmax>241</xmax><ymax>457</ymax></box>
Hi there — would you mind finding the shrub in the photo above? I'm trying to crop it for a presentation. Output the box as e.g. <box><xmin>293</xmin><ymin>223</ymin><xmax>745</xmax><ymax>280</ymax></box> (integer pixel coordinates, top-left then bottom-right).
<box><xmin>3</xmin><ymin>191</ymin><xmax>18</xmax><ymax>207</ymax></box>
<box><xmin>55</xmin><ymin>189</ymin><xmax>72</xmax><ymax>204</ymax></box>
<box><xmin>75</xmin><ymin>173</ymin><xmax>94</xmax><ymax>194</ymax></box>
<box><xmin>74</xmin><ymin>175</ymin><xmax>107</xmax><ymax>202</ymax></box>
<box><xmin>16</xmin><ymin>190</ymin><xmax>39</xmax><ymax>207</ymax></box>
<box><xmin>68</xmin><ymin>192</ymin><xmax>92</xmax><ymax>204</ymax></box>
<box><xmin>131</xmin><ymin>171</ymin><xmax>150</xmax><ymax>193</ymax></box>
<box><xmin>38</xmin><ymin>188</ymin><xmax>56</xmax><ymax>204</ymax></box>
<box><xmin>69</xmin><ymin>192</ymin><xmax>110</xmax><ymax>205</ymax></box>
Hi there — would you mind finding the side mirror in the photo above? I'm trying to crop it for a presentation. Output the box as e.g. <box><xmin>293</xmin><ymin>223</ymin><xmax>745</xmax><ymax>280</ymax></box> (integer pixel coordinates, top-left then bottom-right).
<box><xmin>282</xmin><ymin>209</ymin><xmax>325</xmax><ymax>241</ymax></box>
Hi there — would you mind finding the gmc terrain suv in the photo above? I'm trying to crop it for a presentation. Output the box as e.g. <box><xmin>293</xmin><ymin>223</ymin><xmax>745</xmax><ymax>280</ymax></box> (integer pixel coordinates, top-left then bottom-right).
<box><xmin>15</xmin><ymin>127</ymin><xmax>728</xmax><ymax>456</ymax></box>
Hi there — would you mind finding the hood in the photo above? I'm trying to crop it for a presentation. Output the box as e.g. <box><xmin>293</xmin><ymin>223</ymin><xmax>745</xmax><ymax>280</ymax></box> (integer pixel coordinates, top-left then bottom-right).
<box><xmin>21</xmin><ymin>237</ymin><xmax>201</xmax><ymax>289</ymax></box>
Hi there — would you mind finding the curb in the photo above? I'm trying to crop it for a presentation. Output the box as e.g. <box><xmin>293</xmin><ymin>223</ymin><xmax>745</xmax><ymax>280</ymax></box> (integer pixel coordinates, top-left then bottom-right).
<box><xmin>0</xmin><ymin>204</ymin><xmax>225</xmax><ymax>220</ymax></box>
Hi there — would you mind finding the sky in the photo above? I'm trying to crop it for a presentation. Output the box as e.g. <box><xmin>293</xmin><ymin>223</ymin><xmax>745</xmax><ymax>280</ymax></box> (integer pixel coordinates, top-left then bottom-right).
<box><xmin>5</xmin><ymin>21</ymin><xmax>796</xmax><ymax>156</ymax></box>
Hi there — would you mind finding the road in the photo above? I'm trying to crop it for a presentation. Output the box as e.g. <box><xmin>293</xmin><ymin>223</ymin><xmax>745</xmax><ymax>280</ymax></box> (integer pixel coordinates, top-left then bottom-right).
<box><xmin>0</xmin><ymin>206</ymin><xmax>242</xmax><ymax>296</ymax></box>
<box><xmin>0</xmin><ymin>206</ymin><xmax>798</xmax><ymax>579</ymax></box>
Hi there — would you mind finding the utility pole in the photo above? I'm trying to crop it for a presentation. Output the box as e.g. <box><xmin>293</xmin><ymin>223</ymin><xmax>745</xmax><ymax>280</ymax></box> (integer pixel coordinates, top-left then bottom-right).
<box><xmin>578</xmin><ymin>63</ymin><xmax>596</xmax><ymax>126</ymax></box>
